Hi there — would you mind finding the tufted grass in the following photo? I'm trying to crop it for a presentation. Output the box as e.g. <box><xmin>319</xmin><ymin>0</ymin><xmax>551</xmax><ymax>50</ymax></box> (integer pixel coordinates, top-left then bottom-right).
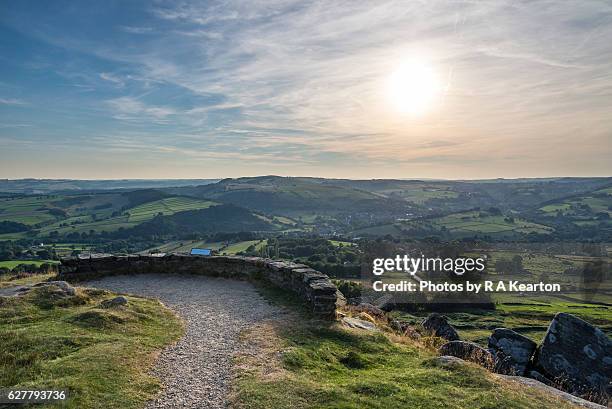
<box><xmin>231</xmin><ymin>285</ymin><xmax>581</xmax><ymax>409</ymax></box>
<box><xmin>0</xmin><ymin>276</ymin><xmax>184</xmax><ymax>409</ymax></box>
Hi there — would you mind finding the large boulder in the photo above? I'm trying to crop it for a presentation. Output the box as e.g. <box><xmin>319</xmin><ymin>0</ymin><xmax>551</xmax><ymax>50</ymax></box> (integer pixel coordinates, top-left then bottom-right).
<box><xmin>439</xmin><ymin>340</ymin><xmax>494</xmax><ymax>368</ymax></box>
<box><xmin>535</xmin><ymin>313</ymin><xmax>611</xmax><ymax>399</ymax></box>
<box><xmin>498</xmin><ymin>375</ymin><xmax>607</xmax><ymax>409</ymax></box>
<box><xmin>488</xmin><ymin>328</ymin><xmax>537</xmax><ymax>376</ymax></box>
<box><xmin>422</xmin><ymin>313</ymin><xmax>459</xmax><ymax>341</ymax></box>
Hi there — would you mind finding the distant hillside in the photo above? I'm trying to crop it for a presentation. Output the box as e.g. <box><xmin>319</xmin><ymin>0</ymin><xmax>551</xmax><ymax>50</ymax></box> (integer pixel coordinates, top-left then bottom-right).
<box><xmin>165</xmin><ymin>176</ymin><xmax>408</xmax><ymax>214</ymax></box>
<box><xmin>112</xmin><ymin>204</ymin><xmax>277</xmax><ymax>238</ymax></box>
<box><xmin>165</xmin><ymin>176</ymin><xmax>612</xmax><ymax>215</ymax></box>
<box><xmin>0</xmin><ymin>179</ymin><xmax>218</xmax><ymax>194</ymax></box>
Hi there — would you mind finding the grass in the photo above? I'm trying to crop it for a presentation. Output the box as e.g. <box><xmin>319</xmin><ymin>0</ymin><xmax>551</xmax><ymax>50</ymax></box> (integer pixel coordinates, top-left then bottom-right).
<box><xmin>127</xmin><ymin>197</ymin><xmax>215</xmax><ymax>222</ymax></box>
<box><xmin>330</xmin><ymin>240</ymin><xmax>355</xmax><ymax>247</ymax></box>
<box><xmin>430</xmin><ymin>211</ymin><xmax>552</xmax><ymax>235</ymax></box>
<box><xmin>0</xmin><ymin>274</ymin><xmax>184</xmax><ymax>408</ymax></box>
<box><xmin>0</xmin><ymin>196</ymin><xmax>60</xmax><ymax>225</ymax></box>
<box><xmin>231</xmin><ymin>286</ymin><xmax>581</xmax><ymax>409</ymax></box>
<box><xmin>391</xmin><ymin>298</ymin><xmax>611</xmax><ymax>346</ymax></box>
<box><xmin>222</xmin><ymin>240</ymin><xmax>267</xmax><ymax>255</ymax></box>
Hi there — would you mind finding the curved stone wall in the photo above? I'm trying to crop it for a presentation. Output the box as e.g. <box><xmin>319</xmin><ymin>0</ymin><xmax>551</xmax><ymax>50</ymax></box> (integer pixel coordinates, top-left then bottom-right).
<box><xmin>59</xmin><ymin>254</ymin><xmax>338</xmax><ymax>318</ymax></box>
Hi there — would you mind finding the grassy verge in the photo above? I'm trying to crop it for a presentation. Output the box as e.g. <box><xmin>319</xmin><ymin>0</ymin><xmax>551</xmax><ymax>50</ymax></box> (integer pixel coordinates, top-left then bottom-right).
<box><xmin>0</xmin><ymin>276</ymin><xmax>183</xmax><ymax>408</ymax></box>
<box><xmin>231</xmin><ymin>286</ymin><xmax>581</xmax><ymax>409</ymax></box>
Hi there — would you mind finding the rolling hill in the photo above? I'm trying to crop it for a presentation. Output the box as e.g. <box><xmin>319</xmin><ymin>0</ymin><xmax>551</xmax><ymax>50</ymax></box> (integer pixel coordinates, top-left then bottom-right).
<box><xmin>165</xmin><ymin>176</ymin><xmax>409</xmax><ymax>214</ymax></box>
<box><xmin>112</xmin><ymin>204</ymin><xmax>277</xmax><ymax>237</ymax></box>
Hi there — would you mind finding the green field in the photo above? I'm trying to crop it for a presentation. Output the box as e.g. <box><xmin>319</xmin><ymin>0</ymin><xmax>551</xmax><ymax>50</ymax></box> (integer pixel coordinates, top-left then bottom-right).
<box><xmin>0</xmin><ymin>193</ymin><xmax>219</xmax><ymax>239</ymax></box>
<box><xmin>140</xmin><ymin>239</ymin><xmax>268</xmax><ymax>255</ymax></box>
<box><xmin>31</xmin><ymin>196</ymin><xmax>216</xmax><ymax>237</ymax></box>
<box><xmin>538</xmin><ymin>187</ymin><xmax>612</xmax><ymax>221</ymax></box>
<box><xmin>127</xmin><ymin>197</ymin><xmax>216</xmax><ymax>222</ymax></box>
<box><xmin>0</xmin><ymin>196</ymin><xmax>60</xmax><ymax>225</ymax></box>
<box><xmin>222</xmin><ymin>240</ymin><xmax>267</xmax><ymax>255</ymax></box>
<box><xmin>330</xmin><ymin>240</ymin><xmax>356</xmax><ymax>247</ymax></box>
<box><xmin>0</xmin><ymin>259</ymin><xmax>59</xmax><ymax>269</ymax></box>
<box><xmin>430</xmin><ymin>211</ymin><xmax>552</xmax><ymax>235</ymax></box>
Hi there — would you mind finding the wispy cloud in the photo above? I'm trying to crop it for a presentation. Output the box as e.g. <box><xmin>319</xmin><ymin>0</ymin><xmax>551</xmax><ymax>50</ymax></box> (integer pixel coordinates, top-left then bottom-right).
<box><xmin>0</xmin><ymin>98</ymin><xmax>27</xmax><ymax>105</ymax></box>
<box><xmin>1</xmin><ymin>0</ymin><xmax>611</xmax><ymax>178</ymax></box>
<box><xmin>99</xmin><ymin>72</ymin><xmax>125</xmax><ymax>87</ymax></box>
<box><xmin>121</xmin><ymin>26</ymin><xmax>153</xmax><ymax>34</ymax></box>
<box><xmin>107</xmin><ymin>96</ymin><xmax>176</xmax><ymax>122</ymax></box>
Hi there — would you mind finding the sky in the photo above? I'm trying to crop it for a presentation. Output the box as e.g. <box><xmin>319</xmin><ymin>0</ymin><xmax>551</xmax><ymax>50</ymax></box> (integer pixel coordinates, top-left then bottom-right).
<box><xmin>0</xmin><ymin>0</ymin><xmax>611</xmax><ymax>180</ymax></box>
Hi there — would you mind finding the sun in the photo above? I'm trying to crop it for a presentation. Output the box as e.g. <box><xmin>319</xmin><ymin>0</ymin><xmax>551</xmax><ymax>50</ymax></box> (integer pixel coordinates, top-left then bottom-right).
<box><xmin>387</xmin><ymin>60</ymin><xmax>441</xmax><ymax>116</ymax></box>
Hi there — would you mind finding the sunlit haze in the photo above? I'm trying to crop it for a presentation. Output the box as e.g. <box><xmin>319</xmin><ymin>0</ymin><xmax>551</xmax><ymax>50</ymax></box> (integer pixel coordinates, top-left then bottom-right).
<box><xmin>0</xmin><ymin>1</ymin><xmax>611</xmax><ymax>179</ymax></box>
<box><xmin>387</xmin><ymin>60</ymin><xmax>441</xmax><ymax>116</ymax></box>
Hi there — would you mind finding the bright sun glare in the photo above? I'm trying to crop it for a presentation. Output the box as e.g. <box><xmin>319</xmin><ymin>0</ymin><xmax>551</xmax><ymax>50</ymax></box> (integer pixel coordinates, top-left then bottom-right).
<box><xmin>387</xmin><ymin>60</ymin><xmax>441</xmax><ymax>116</ymax></box>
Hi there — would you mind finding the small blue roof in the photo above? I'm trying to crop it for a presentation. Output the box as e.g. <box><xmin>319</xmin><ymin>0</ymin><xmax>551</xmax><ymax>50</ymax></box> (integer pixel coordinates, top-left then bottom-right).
<box><xmin>190</xmin><ymin>248</ymin><xmax>212</xmax><ymax>256</ymax></box>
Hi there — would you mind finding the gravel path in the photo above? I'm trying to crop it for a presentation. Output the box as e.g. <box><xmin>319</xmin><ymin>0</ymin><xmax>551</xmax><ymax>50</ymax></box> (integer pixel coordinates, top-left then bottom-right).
<box><xmin>85</xmin><ymin>274</ymin><xmax>280</xmax><ymax>409</ymax></box>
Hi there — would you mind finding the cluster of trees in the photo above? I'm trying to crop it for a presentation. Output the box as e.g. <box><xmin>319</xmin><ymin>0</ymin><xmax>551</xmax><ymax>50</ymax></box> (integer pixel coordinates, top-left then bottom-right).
<box><xmin>0</xmin><ymin>262</ymin><xmax>57</xmax><ymax>276</ymax></box>
<box><xmin>494</xmin><ymin>255</ymin><xmax>524</xmax><ymax>274</ymax></box>
<box><xmin>249</xmin><ymin>237</ymin><xmax>362</xmax><ymax>278</ymax></box>
<box><xmin>0</xmin><ymin>221</ymin><xmax>30</xmax><ymax>234</ymax></box>
<box><xmin>0</xmin><ymin>240</ymin><xmax>59</xmax><ymax>261</ymax></box>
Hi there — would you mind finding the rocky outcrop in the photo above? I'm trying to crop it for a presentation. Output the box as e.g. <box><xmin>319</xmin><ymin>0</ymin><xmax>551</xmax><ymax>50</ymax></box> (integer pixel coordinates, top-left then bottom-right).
<box><xmin>498</xmin><ymin>375</ymin><xmax>607</xmax><ymax>409</ymax></box>
<box><xmin>34</xmin><ymin>280</ymin><xmax>76</xmax><ymax>296</ymax></box>
<box><xmin>100</xmin><ymin>296</ymin><xmax>128</xmax><ymax>308</ymax></box>
<box><xmin>439</xmin><ymin>340</ymin><xmax>494</xmax><ymax>368</ymax></box>
<box><xmin>488</xmin><ymin>328</ymin><xmax>537</xmax><ymax>376</ymax></box>
<box><xmin>422</xmin><ymin>313</ymin><xmax>460</xmax><ymax>341</ymax></box>
<box><xmin>390</xmin><ymin>318</ymin><xmax>421</xmax><ymax>340</ymax></box>
<box><xmin>433</xmin><ymin>355</ymin><xmax>466</xmax><ymax>368</ymax></box>
<box><xmin>59</xmin><ymin>253</ymin><xmax>337</xmax><ymax>318</ymax></box>
<box><xmin>534</xmin><ymin>313</ymin><xmax>611</xmax><ymax>399</ymax></box>
<box><xmin>341</xmin><ymin>317</ymin><xmax>379</xmax><ymax>332</ymax></box>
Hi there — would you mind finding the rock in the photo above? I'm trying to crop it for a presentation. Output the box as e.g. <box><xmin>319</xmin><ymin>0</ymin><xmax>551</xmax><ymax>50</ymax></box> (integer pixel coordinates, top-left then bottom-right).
<box><xmin>33</xmin><ymin>280</ymin><xmax>76</xmax><ymax>296</ymax></box>
<box><xmin>335</xmin><ymin>290</ymin><xmax>347</xmax><ymax>308</ymax></box>
<box><xmin>342</xmin><ymin>317</ymin><xmax>379</xmax><ymax>332</ymax></box>
<box><xmin>0</xmin><ymin>285</ymin><xmax>29</xmax><ymax>297</ymax></box>
<box><xmin>535</xmin><ymin>313</ymin><xmax>611</xmax><ymax>398</ymax></box>
<box><xmin>527</xmin><ymin>370</ymin><xmax>554</xmax><ymax>387</ymax></box>
<box><xmin>433</xmin><ymin>355</ymin><xmax>466</xmax><ymax>368</ymax></box>
<box><xmin>101</xmin><ymin>296</ymin><xmax>128</xmax><ymax>308</ymax></box>
<box><xmin>498</xmin><ymin>375</ymin><xmax>607</xmax><ymax>409</ymax></box>
<box><xmin>349</xmin><ymin>303</ymin><xmax>386</xmax><ymax>321</ymax></box>
<box><xmin>389</xmin><ymin>319</ymin><xmax>421</xmax><ymax>340</ymax></box>
<box><xmin>488</xmin><ymin>328</ymin><xmax>537</xmax><ymax>376</ymax></box>
<box><xmin>422</xmin><ymin>313</ymin><xmax>459</xmax><ymax>341</ymax></box>
<box><xmin>439</xmin><ymin>341</ymin><xmax>494</xmax><ymax>368</ymax></box>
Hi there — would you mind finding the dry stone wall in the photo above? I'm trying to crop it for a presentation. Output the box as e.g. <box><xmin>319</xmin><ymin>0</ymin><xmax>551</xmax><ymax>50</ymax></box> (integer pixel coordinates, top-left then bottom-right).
<box><xmin>59</xmin><ymin>254</ymin><xmax>338</xmax><ymax>318</ymax></box>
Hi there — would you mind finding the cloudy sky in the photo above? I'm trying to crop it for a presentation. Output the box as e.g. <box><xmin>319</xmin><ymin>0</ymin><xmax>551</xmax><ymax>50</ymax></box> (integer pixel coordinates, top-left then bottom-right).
<box><xmin>1</xmin><ymin>0</ymin><xmax>611</xmax><ymax>179</ymax></box>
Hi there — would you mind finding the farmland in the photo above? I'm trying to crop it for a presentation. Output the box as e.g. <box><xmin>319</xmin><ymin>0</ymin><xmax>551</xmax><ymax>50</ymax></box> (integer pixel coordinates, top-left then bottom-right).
<box><xmin>352</xmin><ymin>210</ymin><xmax>553</xmax><ymax>238</ymax></box>
<box><xmin>0</xmin><ymin>193</ymin><xmax>217</xmax><ymax>238</ymax></box>
<box><xmin>0</xmin><ymin>259</ymin><xmax>59</xmax><ymax>269</ymax></box>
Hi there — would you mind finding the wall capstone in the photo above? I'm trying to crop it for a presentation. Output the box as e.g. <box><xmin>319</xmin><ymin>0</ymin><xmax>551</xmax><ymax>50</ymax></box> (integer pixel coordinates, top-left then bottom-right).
<box><xmin>59</xmin><ymin>253</ymin><xmax>338</xmax><ymax>318</ymax></box>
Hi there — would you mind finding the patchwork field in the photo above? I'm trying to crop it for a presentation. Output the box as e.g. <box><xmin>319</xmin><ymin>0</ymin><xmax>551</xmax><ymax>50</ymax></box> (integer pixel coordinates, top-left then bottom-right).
<box><xmin>0</xmin><ymin>193</ymin><xmax>218</xmax><ymax>238</ymax></box>
<box><xmin>126</xmin><ymin>197</ymin><xmax>216</xmax><ymax>222</ymax></box>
